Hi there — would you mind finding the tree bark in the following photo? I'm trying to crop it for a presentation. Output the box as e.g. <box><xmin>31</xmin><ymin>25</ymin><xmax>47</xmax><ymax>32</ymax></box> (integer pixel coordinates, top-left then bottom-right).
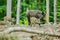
<box><xmin>16</xmin><ymin>0</ymin><xmax>20</xmax><ymax>24</ymax></box>
<box><xmin>46</xmin><ymin>0</ymin><xmax>49</xmax><ymax>24</ymax></box>
<box><xmin>54</xmin><ymin>0</ymin><xmax>57</xmax><ymax>24</ymax></box>
<box><xmin>7</xmin><ymin>0</ymin><xmax>12</xmax><ymax>18</ymax></box>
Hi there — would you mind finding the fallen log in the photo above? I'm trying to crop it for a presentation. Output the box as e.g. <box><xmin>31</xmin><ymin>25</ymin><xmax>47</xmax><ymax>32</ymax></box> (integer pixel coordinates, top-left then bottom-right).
<box><xmin>0</xmin><ymin>27</ymin><xmax>60</xmax><ymax>37</ymax></box>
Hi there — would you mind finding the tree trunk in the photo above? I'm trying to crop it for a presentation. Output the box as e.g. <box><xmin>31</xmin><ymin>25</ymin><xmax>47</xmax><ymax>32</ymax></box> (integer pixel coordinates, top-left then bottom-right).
<box><xmin>7</xmin><ymin>0</ymin><xmax>12</xmax><ymax>18</ymax></box>
<box><xmin>46</xmin><ymin>0</ymin><xmax>49</xmax><ymax>24</ymax></box>
<box><xmin>54</xmin><ymin>0</ymin><xmax>57</xmax><ymax>24</ymax></box>
<box><xmin>16</xmin><ymin>0</ymin><xmax>20</xmax><ymax>24</ymax></box>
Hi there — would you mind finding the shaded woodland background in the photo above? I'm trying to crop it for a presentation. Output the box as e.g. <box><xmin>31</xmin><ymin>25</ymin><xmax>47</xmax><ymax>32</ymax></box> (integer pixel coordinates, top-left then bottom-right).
<box><xmin>0</xmin><ymin>0</ymin><xmax>60</xmax><ymax>25</ymax></box>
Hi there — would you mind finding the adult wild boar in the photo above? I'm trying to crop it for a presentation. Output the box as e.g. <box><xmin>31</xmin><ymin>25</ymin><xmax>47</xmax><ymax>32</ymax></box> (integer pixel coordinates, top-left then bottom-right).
<box><xmin>26</xmin><ymin>10</ymin><xmax>46</xmax><ymax>25</ymax></box>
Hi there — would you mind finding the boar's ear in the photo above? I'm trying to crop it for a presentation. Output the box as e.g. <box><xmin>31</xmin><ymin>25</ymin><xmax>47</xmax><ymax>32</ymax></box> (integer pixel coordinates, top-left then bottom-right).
<box><xmin>42</xmin><ymin>12</ymin><xmax>46</xmax><ymax>16</ymax></box>
<box><xmin>42</xmin><ymin>12</ymin><xmax>45</xmax><ymax>15</ymax></box>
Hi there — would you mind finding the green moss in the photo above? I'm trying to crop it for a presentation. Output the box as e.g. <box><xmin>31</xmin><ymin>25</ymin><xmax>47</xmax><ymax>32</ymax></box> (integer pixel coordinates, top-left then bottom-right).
<box><xmin>0</xmin><ymin>34</ymin><xmax>19</xmax><ymax>40</ymax></box>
